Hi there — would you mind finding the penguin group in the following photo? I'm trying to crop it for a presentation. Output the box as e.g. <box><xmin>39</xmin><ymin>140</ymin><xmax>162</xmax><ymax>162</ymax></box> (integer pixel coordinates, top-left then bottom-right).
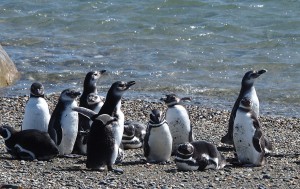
<box><xmin>0</xmin><ymin>69</ymin><xmax>273</xmax><ymax>174</ymax></box>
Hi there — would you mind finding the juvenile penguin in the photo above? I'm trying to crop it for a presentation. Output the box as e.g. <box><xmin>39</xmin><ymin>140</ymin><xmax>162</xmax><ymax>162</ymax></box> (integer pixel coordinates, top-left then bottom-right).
<box><xmin>221</xmin><ymin>69</ymin><xmax>267</xmax><ymax>145</ymax></box>
<box><xmin>0</xmin><ymin>125</ymin><xmax>59</xmax><ymax>161</ymax></box>
<box><xmin>122</xmin><ymin>121</ymin><xmax>146</xmax><ymax>150</ymax></box>
<box><xmin>48</xmin><ymin>88</ymin><xmax>81</xmax><ymax>156</ymax></box>
<box><xmin>22</xmin><ymin>82</ymin><xmax>50</xmax><ymax>132</ymax></box>
<box><xmin>233</xmin><ymin>97</ymin><xmax>266</xmax><ymax>166</ymax></box>
<box><xmin>175</xmin><ymin>141</ymin><xmax>226</xmax><ymax>171</ymax></box>
<box><xmin>73</xmin><ymin>81</ymin><xmax>135</xmax><ymax>172</ymax></box>
<box><xmin>74</xmin><ymin>70</ymin><xmax>106</xmax><ymax>155</ymax></box>
<box><xmin>161</xmin><ymin>94</ymin><xmax>193</xmax><ymax>154</ymax></box>
<box><xmin>143</xmin><ymin>109</ymin><xmax>172</xmax><ymax>163</ymax></box>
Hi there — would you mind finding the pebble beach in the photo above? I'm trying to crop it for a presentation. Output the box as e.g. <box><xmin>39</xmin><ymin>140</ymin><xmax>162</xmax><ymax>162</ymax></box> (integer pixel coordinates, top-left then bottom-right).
<box><xmin>0</xmin><ymin>95</ymin><xmax>299</xmax><ymax>189</ymax></box>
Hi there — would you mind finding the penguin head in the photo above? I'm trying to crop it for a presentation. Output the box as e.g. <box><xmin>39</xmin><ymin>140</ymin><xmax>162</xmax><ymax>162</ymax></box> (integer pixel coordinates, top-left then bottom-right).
<box><xmin>108</xmin><ymin>81</ymin><xmax>136</xmax><ymax>99</ymax></box>
<box><xmin>242</xmin><ymin>69</ymin><xmax>267</xmax><ymax>86</ymax></box>
<box><xmin>87</xmin><ymin>93</ymin><xmax>103</xmax><ymax>105</ymax></box>
<box><xmin>95</xmin><ymin>114</ymin><xmax>117</xmax><ymax>125</ymax></box>
<box><xmin>149</xmin><ymin>109</ymin><xmax>165</xmax><ymax>125</ymax></box>
<box><xmin>123</xmin><ymin>124</ymin><xmax>135</xmax><ymax>138</ymax></box>
<box><xmin>60</xmin><ymin>88</ymin><xmax>81</xmax><ymax>102</ymax></box>
<box><xmin>176</xmin><ymin>142</ymin><xmax>194</xmax><ymax>158</ymax></box>
<box><xmin>30</xmin><ymin>82</ymin><xmax>45</xmax><ymax>97</ymax></box>
<box><xmin>239</xmin><ymin>97</ymin><xmax>253</xmax><ymax>110</ymax></box>
<box><xmin>161</xmin><ymin>94</ymin><xmax>191</xmax><ymax>107</ymax></box>
<box><xmin>84</xmin><ymin>70</ymin><xmax>106</xmax><ymax>87</ymax></box>
<box><xmin>0</xmin><ymin>125</ymin><xmax>16</xmax><ymax>140</ymax></box>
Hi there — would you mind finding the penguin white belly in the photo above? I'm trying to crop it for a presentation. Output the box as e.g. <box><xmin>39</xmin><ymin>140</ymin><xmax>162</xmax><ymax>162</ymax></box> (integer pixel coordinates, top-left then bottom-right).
<box><xmin>244</xmin><ymin>88</ymin><xmax>259</xmax><ymax>116</ymax></box>
<box><xmin>114</xmin><ymin>110</ymin><xmax>125</xmax><ymax>146</ymax></box>
<box><xmin>58</xmin><ymin>105</ymin><xmax>78</xmax><ymax>155</ymax></box>
<box><xmin>22</xmin><ymin>98</ymin><xmax>50</xmax><ymax>132</ymax></box>
<box><xmin>147</xmin><ymin>124</ymin><xmax>172</xmax><ymax>162</ymax></box>
<box><xmin>89</xmin><ymin>102</ymin><xmax>103</xmax><ymax>126</ymax></box>
<box><xmin>166</xmin><ymin>106</ymin><xmax>191</xmax><ymax>151</ymax></box>
<box><xmin>233</xmin><ymin>112</ymin><xmax>261</xmax><ymax>165</ymax></box>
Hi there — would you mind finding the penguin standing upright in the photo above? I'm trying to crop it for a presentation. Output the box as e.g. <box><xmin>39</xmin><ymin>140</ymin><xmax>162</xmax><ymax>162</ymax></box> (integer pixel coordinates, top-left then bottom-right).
<box><xmin>143</xmin><ymin>109</ymin><xmax>172</xmax><ymax>163</ymax></box>
<box><xmin>48</xmin><ymin>88</ymin><xmax>81</xmax><ymax>156</ymax></box>
<box><xmin>0</xmin><ymin>125</ymin><xmax>59</xmax><ymax>161</ymax></box>
<box><xmin>175</xmin><ymin>141</ymin><xmax>226</xmax><ymax>171</ymax></box>
<box><xmin>161</xmin><ymin>94</ymin><xmax>193</xmax><ymax>154</ymax></box>
<box><xmin>73</xmin><ymin>70</ymin><xmax>106</xmax><ymax>155</ymax></box>
<box><xmin>221</xmin><ymin>69</ymin><xmax>267</xmax><ymax>145</ymax></box>
<box><xmin>233</xmin><ymin>97</ymin><xmax>266</xmax><ymax>166</ymax></box>
<box><xmin>73</xmin><ymin>81</ymin><xmax>135</xmax><ymax>173</ymax></box>
<box><xmin>22</xmin><ymin>82</ymin><xmax>50</xmax><ymax>132</ymax></box>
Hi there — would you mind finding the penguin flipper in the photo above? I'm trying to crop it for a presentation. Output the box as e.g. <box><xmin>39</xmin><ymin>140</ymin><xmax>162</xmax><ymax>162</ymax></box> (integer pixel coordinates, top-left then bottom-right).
<box><xmin>72</xmin><ymin>107</ymin><xmax>97</xmax><ymax>120</ymax></box>
<box><xmin>252</xmin><ymin>129</ymin><xmax>264</xmax><ymax>153</ymax></box>
<box><xmin>143</xmin><ymin>128</ymin><xmax>150</xmax><ymax>158</ymax></box>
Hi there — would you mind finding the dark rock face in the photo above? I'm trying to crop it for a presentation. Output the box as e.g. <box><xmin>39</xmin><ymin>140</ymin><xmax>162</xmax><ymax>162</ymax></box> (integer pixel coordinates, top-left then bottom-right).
<box><xmin>0</xmin><ymin>45</ymin><xmax>20</xmax><ymax>87</ymax></box>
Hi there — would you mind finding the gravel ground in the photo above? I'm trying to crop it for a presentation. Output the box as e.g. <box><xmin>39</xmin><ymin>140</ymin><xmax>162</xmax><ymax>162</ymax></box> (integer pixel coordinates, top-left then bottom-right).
<box><xmin>0</xmin><ymin>95</ymin><xmax>299</xmax><ymax>189</ymax></box>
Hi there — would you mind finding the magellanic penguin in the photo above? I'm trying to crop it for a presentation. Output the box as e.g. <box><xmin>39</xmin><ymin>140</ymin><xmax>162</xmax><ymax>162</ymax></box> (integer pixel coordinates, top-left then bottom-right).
<box><xmin>143</xmin><ymin>109</ymin><xmax>172</xmax><ymax>163</ymax></box>
<box><xmin>221</xmin><ymin>69</ymin><xmax>266</xmax><ymax>145</ymax></box>
<box><xmin>48</xmin><ymin>88</ymin><xmax>81</xmax><ymax>156</ymax></box>
<box><xmin>233</xmin><ymin>97</ymin><xmax>267</xmax><ymax>166</ymax></box>
<box><xmin>175</xmin><ymin>141</ymin><xmax>226</xmax><ymax>171</ymax></box>
<box><xmin>73</xmin><ymin>81</ymin><xmax>135</xmax><ymax>173</ymax></box>
<box><xmin>22</xmin><ymin>82</ymin><xmax>50</xmax><ymax>132</ymax></box>
<box><xmin>161</xmin><ymin>94</ymin><xmax>193</xmax><ymax>154</ymax></box>
<box><xmin>122</xmin><ymin>121</ymin><xmax>146</xmax><ymax>150</ymax></box>
<box><xmin>73</xmin><ymin>70</ymin><xmax>106</xmax><ymax>155</ymax></box>
<box><xmin>0</xmin><ymin>125</ymin><xmax>59</xmax><ymax>161</ymax></box>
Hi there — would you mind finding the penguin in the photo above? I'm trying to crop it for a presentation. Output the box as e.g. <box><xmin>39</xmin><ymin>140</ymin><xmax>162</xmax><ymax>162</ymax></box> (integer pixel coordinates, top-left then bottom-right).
<box><xmin>221</xmin><ymin>69</ymin><xmax>266</xmax><ymax>145</ymax></box>
<box><xmin>48</xmin><ymin>88</ymin><xmax>81</xmax><ymax>156</ymax></box>
<box><xmin>122</xmin><ymin>121</ymin><xmax>146</xmax><ymax>150</ymax></box>
<box><xmin>233</xmin><ymin>97</ymin><xmax>266</xmax><ymax>166</ymax></box>
<box><xmin>73</xmin><ymin>81</ymin><xmax>135</xmax><ymax>173</ymax></box>
<box><xmin>143</xmin><ymin>109</ymin><xmax>172</xmax><ymax>163</ymax></box>
<box><xmin>87</xmin><ymin>93</ymin><xmax>105</xmax><ymax>126</ymax></box>
<box><xmin>22</xmin><ymin>82</ymin><xmax>50</xmax><ymax>132</ymax></box>
<box><xmin>0</xmin><ymin>125</ymin><xmax>59</xmax><ymax>161</ymax></box>
<box><xmin>175</xmin><ymin>141</ymin><xmax>226</xmax><ymax>171</ymax></box>
<box><xmin>161</xmin><ymin>94</ymin><xmax>193</xmax><ymax>154</ymax></box>
<box><xmin>73</xmin><ymin>70</ymin><xmax>106</xmax><ymax>155</ymax></box>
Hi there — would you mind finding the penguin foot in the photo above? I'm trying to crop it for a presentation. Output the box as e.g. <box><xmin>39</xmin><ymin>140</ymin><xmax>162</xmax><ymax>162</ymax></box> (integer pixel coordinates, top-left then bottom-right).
<box><xmin>62</xmin><ymin>154</ymin><xmax>82</xmax><ymax>158</ymax></box>
<box><xmin>221</xmin><ymin>134</ymin><xmax>234</xmax><ymax>145</ymax></box>
<box><xmin>107</xmin><ymin>165</ymin><xmax>123</xmax><ymax>174</ymax></box>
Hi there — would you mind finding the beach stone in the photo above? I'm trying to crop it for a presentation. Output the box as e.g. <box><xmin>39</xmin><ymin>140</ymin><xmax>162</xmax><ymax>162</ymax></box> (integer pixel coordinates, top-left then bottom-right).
<box><xmin>0</xmin><ymin>45</ymin><xmax>20</xmax><ymax>87</ymax></box>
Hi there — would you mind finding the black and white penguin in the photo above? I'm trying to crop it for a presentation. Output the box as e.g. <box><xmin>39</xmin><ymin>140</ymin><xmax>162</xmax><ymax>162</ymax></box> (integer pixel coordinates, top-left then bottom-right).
<box><xmin>73</xmin><ymin>70</ymin><xmax>106</xmax><ymax>155</ymax></box>
<box><xmin>22</xmin><ymin>82</ymin><xmax>50</xmax><ymax>132</ymax></box>
<box><xmin>73</xmin><ymin>81</ymin><xmax>135</xmax><ymax>173</ymax></box>
<box><xmin>221</xmin><ymin>69</ymin><xmax>267</xmax><ymax>145</ymax></box>
<box><xmin>122</xmin><ymin>121</ymin><xmax>146</xmax><ymax>150</ymax></box>
<box><xmin>175</xmin><ymin>141</ymin><xmax>226</xmax><ymax>171</ymax></box>
<box><xmin>48</xmin><ymin>88</ymin><xmax>81</xmax><ymax>156</ymax></box>
<box><xmin>143</xmin><ymin>109</ymin><xmax>172</xmax><ymax>163</ymax></box>
<box><xmin>0</xmin><ymin>125</ymin><xmax>59</xmax><ymax>161</ymax></box>
<box><xmin>161</xmin><ymin>94</ymin><xmax>193</xmax><ymax>154</ymax></box>
<box><xmin>233</xmin><ymin>97</ymin><xmax>266</xmax><ymax>166</ymax></box>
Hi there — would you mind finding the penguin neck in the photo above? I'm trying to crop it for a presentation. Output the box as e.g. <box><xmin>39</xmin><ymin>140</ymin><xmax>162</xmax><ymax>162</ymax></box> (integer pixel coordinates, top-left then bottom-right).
<box><xmin>83</xmin><ymin>83</ymin><xmax>97</xmax><ymax>95</ymax></box>
<box><xmin>30</xmin><ymin>94</ymin><xmax>44</xmax><ymax>98</ymax></box>
<box><xmin>98</xmin><ymin>93</ymin><xmax>121</xmax><ymax>116</ymax></box>
<box><xmin>239</xmin><ymin>84</ymin><xmax>256</xmax><ymax>99</ymax></box>
<box><xmin>149</xmin><ymin>120</ymin><xmax>167</xmax><ymax>127</ymax></box>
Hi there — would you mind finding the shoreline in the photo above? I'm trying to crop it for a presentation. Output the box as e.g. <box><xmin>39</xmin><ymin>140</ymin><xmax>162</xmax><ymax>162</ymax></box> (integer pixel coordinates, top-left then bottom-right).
<box><xmin>0</xmin><ymin>95</ymin><xmax>299</xmax><ymax>188</ymax></box>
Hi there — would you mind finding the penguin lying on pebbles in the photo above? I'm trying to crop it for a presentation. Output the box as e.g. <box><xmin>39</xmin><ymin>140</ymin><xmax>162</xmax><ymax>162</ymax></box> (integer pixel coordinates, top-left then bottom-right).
<box><xmin>122</xmin><ymin>121</ymin><xmax>146</xmax><ymax>150</ymax></box>
<box><xmin>73</xmin><ymin>70</ymin><xmax>106</xmax><ymax>155</ymax></box>
<box><xmin>175</xmin><ymin>141</ymin><xmax>226</xmax><ymax>171</ymax></box>
<box><xmin>22</xmin><ymin>82</ymin><xmax>50</xmax><ymax>132</ymax></box>
<box><xmin>221</xmin><ymin>69</ymin><xmax>266</xmax><ymax>145</ymax></box>
<box><xmin>233</xmin><ymin>97</ymin><xmax>267</xmax><ymax>166</ymax></box>
<box><xmin>48</xmin><ymin>88</ymin><xmax>81</xmax><ymax>156</ymax></box>
<box><xmin>0</xmin><ymin>125</ymin><xmax>59</xmax><ymax>161</ymax></box>
<box><xmin>161</xmin><ymin>94</ymin><xmax>193</xmax><ymax>154</ymax></box>
<box><xmin>73</xmin><ymin>81</ymin><xmax>135</xmax><ymax>173</ymax></box>
<box><xmin>143</xmin><ymin>109</ymin><xmax>172</xmax><ymax>163</ymax></box>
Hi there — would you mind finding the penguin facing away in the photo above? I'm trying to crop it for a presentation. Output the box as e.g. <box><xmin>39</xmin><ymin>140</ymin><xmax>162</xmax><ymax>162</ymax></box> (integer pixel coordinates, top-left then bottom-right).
<box><xmin>73</xmin><ymin>81</ymin><xmax>136</xmax><ymax>173</ymax></box>
<box><xmin>0</xmin><ymin>125</ymin><xmax>59</xmax><ymax>161</ymax></box>
<box><xmin>143</xmin><ymin>109</ymin><xmax>172</xmax><ymax>163</ymax></box>
<box><xmin>48</xmin><ymin>88</ymin><xmax>81</xmax><ymax>156</ymax></box>
<box><xmin>221</xmin><ymin>69</ymin><xmax>267</xmax><ymax>145</ymax></box>
<box><xmin>161</xmin><ymin>94</ymin><xmax>193</xmax><ymax>154</ymax></box>
<box><xmin>22</xmin><ymin>82</ymin><xmax>50</xmax><ymax>132</ymax></box>
<box><xmin>74</xmin><ymin>70</ymin><xmax>106</xmax><ymax>155</ymax></box>
<box><xmin>233</xmin><ymin>97</ymin><xmax>266</xmax><ymax>166</ymax></box>
<box><xmin>175</xmin><ymin>141</ymin><xmax>226</xmax><ymax>171</ymax></box>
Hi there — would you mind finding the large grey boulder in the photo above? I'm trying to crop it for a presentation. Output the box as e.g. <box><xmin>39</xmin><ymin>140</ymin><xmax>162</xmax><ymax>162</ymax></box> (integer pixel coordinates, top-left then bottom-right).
<box><xmin>0</xmin><ymin>45</ymin><xmax>20</xmax><ymax>87</ymax></box>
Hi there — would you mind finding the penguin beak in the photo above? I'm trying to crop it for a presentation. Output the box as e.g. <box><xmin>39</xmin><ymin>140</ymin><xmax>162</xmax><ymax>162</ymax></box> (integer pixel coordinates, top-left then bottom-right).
<box><xmin>181</xmin><ymin>97</ymin><xmax>192</xmax><ymax>102</ymax></box>
<box><xmin>125</xmin><ymin>81</ymin><xmax>136</xmax><ymax>89</ymax></box>
<box><xmin>100</xmin><ymin>70</ymin><xmax>106</xmax><ymax>75</ymax></box>
<box><xmin>252</xmin><ymin>69</ymin><xmax>267</xmax><ymax>78</ymax></box>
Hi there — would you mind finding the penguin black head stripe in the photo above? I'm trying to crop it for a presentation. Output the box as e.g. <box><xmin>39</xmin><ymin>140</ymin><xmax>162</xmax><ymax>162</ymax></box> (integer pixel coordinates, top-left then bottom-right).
<box><xmin>30</xmin><ymin>82</ymin><xmax>45</xmax><ymax>97</ymax></box>
<box><xmin>177</xmin><ymin>142</ymin><xmax>194</xmax><ymax>158</ymax></box>
<box><xmin>61</xmin><ymin>89</ymin><xmax>81</xmax><ymax>102</ymax></box>
<box><xmin>0</xmin><ymin>125</ymin><xmax>15</xmax><ymax>140</ymax></box>
<box><xmin>149</xmin><ymin>109</ymin><xmax>164</xmax><ymax>124</ymax></box>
